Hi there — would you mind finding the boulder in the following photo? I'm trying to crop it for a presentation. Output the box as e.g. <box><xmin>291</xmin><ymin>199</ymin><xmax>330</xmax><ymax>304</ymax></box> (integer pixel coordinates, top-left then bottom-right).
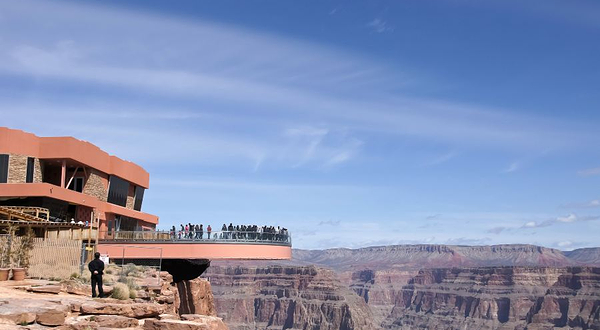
<box><xmin>28</xmin><ymin>285</ymin><xmax>62</xmax><ymax>294</ymax></box>
<box><xmin>80</xmin><ymin>301</ymin><xmax>161</xmax><ymax>318</ymax></box>
<box><xmin>158</xmin><ymin>313</ymin><xmax>180</xmax><ymax>320</ymax></box>
<box><xmin>177</xmin><ymin>278</ymin><xmax>216</xmax><ymax>316</ymax></box>
<box><xmin>180</xmin><ymin>314</ymin><xmax>228</xmax><ymax>330</ymax></box>
<box><xmin>15</xmin><ymin>313</ymin><xmax>37</xmax><ymax>325</ymax></box>
<box><xmin>144</xmin><ymin>318</ymin><xmax>223</xmax><ymax>330</ymax></box>
<box><xmin>70</xmin><ymin>302</ymin><xmax>82</xmax><ymax>313</ymax></box>
<box><xmin>36</xmin><ymin>307</ymin><xmax>67</xmax><ymax>326</ymax></box>
<box><xmin>0</xmin><ymin>312</ymin><xmax>37</xmax><ymax>325</ymax></box>
<box><xmin>94</xmin><ymin>315</ymin><xmax>139</xmax><ymax>328</ymax></box>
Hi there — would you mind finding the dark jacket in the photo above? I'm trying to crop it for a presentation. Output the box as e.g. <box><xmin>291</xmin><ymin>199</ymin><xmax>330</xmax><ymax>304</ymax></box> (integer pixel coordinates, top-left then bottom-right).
<box><xmin>88</xmin><ymin>258</ymin><xmax>104</xmax><ymax>276</ymax></box>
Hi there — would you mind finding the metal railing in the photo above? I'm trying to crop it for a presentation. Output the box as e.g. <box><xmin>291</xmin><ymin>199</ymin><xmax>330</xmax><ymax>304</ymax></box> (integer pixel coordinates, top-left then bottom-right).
<box><xmin>99</xmin><ymin>230</ymin><xmax>291</xmax><ymax>245</ymax></box>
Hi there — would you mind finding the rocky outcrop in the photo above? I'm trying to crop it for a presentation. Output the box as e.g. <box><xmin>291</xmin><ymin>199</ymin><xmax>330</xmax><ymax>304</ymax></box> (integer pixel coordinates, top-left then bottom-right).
<box><xmin>177</xmin><ymin>278</ymin><xmax>217</xmax><ymax>316</ymax></box>
<box><xmin>565</xmin><ymin>247</ymin><xmax>600</xmax><ymax>266</ymax></box>
<box><xmin>351</xmin><ymin>266</ymin><xmax>600</xmax><ymax>329</ymax></box>
<box><xmin>206</xmin><ymin>265</ymin><xmax>374</xmax><ymax>330</ymax></box>
<box><xmin>294</xmin><ymin>244</ymin><xmax>575</xmax><ymax>271</ymax></box>
<box><xmin>0</xmin><ymin>268</ymin><xmax>227</xmax><ymax>329</ymax></box>
<box><xmin>210</xmin><ymin>244</ymin><xmax>600</xmax><ymax>330</ymax></box>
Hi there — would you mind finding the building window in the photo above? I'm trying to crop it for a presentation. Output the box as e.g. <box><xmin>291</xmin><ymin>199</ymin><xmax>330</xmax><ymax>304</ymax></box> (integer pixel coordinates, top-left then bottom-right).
<box><xmin>26</xmin><ymin>157</ymin><xmax>35</xmax><ymax>183</ymax></box>
<box><xmin>0</xmin><ymin>154</ymin><xmax>8</xmax><ymax>183</ymax></box>
<box><xmin>107</xmin><ymin>175</ymin><xmax>129</xmax><ymax>207</ymax></box>
<box><xmin>68</xmin><ymin>177</ymin><xmax>84</xmax><ymax>192</ymax></box>
<box><xmin>134</xmin><ymin>186</ymin><xmax>145</xmax><ymax>211</ymax></box>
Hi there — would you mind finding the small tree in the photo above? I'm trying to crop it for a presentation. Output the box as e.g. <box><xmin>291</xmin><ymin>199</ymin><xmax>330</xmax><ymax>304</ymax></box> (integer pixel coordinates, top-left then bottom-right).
<box><xmin>12</xmin><ymin>227</ymin><xmax>35</xmax><ymax>268</ymax></box>
<box><xmin>0</xmin><ymin>224</ymin><xmax>17</xmax><ymax>269</ymax></box>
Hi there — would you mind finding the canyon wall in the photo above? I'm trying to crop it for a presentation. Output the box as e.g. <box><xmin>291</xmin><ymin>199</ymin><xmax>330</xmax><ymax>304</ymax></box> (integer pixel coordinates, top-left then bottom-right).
<box><xmin>207</xmin><ymin>265</ymin><xmax>374</xmax><ymax>330</ymax></box>
<box><xmin>208</xmin><ymin>244</ymin><xmax>600</xmax><ymax>330</ymax></box>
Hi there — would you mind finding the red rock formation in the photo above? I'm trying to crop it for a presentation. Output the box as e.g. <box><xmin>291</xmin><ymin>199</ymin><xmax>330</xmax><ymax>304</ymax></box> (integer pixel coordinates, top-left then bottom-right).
<box><xmin>206</xmin><ymin>265</ymin><xmax>374</xmax><ymax>330</ymax></box>
<box><xmin>293</xmin><ymin>244</ymin><xmax>575</xmax><ymax>271</ymax></box>
<box><xmin>209</xmin><ymin>244</ymin><xmax>600</xmax><ymax>329</ymax></box>
<box><xmin>380</xmin><ymin>267</ymin><xmax>600</xmax><ymax>329</ymax></box>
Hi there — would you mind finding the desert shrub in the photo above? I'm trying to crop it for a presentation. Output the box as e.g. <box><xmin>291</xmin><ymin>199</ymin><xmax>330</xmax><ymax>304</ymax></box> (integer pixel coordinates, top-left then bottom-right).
<box><xmin>129</xmin><ymin>289</ymin><xmax>137</xmax><ymax>299</ymax></box>
<box><xmin>70</xmin><ymin>272</ymin><xmax>80</xmax><ymax>279</ymax></box>
<box><xmin>126</xmin><ymin>277</ymin><xmax>139</xmax><ymax>290</ymax></box>
<box><xmin>122</xmin><ymin>264</ymin><xmax>140</xmax><ymax>277</ymax></box>
<box><xmin>111</xmin><ymin>283</ymin><xmax>130</xmax><ymax>300</ymax></box>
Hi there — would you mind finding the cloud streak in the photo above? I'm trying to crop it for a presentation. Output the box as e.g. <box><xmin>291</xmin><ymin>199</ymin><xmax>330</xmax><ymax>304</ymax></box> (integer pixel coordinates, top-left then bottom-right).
<box><xmin>521</xmin><ymin>214</ymin><xmax>600</xmax><ymax>229</ymax></box>
<box><xmin>578</xmin><ymin>167</ymin><xmax>600</xmax><ymax>176</ymax></box>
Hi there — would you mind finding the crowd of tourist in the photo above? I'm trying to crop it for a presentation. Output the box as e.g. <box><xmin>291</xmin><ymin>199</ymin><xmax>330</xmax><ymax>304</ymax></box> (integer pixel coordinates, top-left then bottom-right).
<box><xmin>168</xmin><ymin>223</ymin><xmax>289</xmax><ymax>242</ymax></box>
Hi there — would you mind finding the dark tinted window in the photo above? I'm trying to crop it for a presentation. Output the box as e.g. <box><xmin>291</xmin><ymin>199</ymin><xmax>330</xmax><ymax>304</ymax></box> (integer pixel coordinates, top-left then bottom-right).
<box><xmin>107</xmin><ymin>175</ymin><xmax>129</xmax><ymax>207</ymax></box>
<box><xmin>0</xmin><ymin>154</ymin><xmax>8</xmax><ymax>183</ymax></box>
<box><xmin>68</xmin><ymin>177</ymin><xmax>84</xmax><ymax>192</ymax></box>
<box><xmin>134</xmin><ymin>186</ymin><xmax>145</xmax><ymax>211</ymax></box>
<box><xmin>26</xmin><ymin>157</ymin><xmax>34</xmax><ymax>183</ymax></box>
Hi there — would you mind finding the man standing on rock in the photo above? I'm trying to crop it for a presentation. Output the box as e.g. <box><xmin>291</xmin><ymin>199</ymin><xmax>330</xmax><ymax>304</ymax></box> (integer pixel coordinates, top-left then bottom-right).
<box><xmin>88</xmin><ymin>252</ymin><xmax>104</xmax><ymax>298</ymax></box>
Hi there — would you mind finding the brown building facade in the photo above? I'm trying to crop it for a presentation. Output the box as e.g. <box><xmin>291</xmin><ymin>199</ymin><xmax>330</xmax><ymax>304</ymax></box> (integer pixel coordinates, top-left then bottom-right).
<box><xmin>0</xmin><ymin>127</ymin><xmax>158</xmax><ymax>237</ymax></box>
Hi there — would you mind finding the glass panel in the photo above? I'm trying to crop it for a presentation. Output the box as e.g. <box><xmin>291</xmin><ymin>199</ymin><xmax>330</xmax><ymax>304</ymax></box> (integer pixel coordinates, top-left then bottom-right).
<box><xmin>107</xmin><ymin>175</ymin><xmax>129</xmax><ymax>207</ymax></box>
<box><xmin>134</xmin><ymin>186</ymin><xmax>144</xmax><ymax>211</ymax></box>
<box><xmin>26</xmin><ymin>157</ymin><xmax>34</xmax><ymax>183</ymax></box>
<box><xmin>0</xmin><ymin>154</ymin><xmax>8</xmax><ymax>183</ymax></box>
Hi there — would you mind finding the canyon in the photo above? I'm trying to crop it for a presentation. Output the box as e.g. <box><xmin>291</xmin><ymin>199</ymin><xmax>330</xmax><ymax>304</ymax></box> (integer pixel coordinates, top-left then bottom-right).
<box><xmin>207</xmin><ymin>244</ymin><xmax>600</xmax><ymax>330</ymax></box>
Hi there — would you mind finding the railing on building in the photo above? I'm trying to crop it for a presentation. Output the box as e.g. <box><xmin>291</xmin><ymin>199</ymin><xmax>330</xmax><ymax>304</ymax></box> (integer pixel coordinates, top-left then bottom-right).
<box><xmin>99</xmin><ymin>230</ymin><xmax>291</xmax><ymax>246</ymax></box>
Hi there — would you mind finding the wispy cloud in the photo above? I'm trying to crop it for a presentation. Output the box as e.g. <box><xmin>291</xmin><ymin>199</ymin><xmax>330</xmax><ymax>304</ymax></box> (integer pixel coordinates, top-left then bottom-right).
<box><xmin>562</xmin><ymin>199</ymin><xmax>600</xmax><ymax>209</ymax></box>
<box><xmin>521</xmin><ymin>213</ymin><xmax>600</xmax><ymax>229</ymax></box>
<box><xmin>578</xmin><ymin>167</ymin><xmax>600</xmax><ymax>176</ymax></box>
<box><xmin>318</xmin><ymin>220</ymin><xmax>341</xmax><ymax>226</ymax></box>
<box><xmin>502</xmin><ymin>161</ymin><xmax>520</xmax><ymax>173</ymax></box>
<box><xmin>445</xmin><ymin>237</ymin><xmax>492</xmax><ymax>246</ymax></box>
<box><xmin>487</xmin><ymin>226</ymin><xmax>506</xmax><ymax>234</ymax></box>
<box><xmin>366</xmin><ymin>18</ymin><xmax>394</xmax><ymax>33</ymax></box>
<box><xmin>426</xmin><ymin>151</ymin><xmax>457</xmax><ymax>166</ymax></box>
<box><xmin>0</xmin><ymin>0</ymin><xmax>595</xmax><ymax>155</ymax></box>
<box><xmin>552</xmin><ymin>240</ymin><xmax>590</xmax><ymax>250</ymax></box>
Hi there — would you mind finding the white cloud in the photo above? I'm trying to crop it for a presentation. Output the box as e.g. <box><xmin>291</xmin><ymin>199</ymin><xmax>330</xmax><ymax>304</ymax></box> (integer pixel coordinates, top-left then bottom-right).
<box><xmin>557</xmin><ymin>240</ymin><xmax>573</xmax><ymax>248</ymax></box>
<box><xmin>0</xmin><ymin>0</ymin><xmax>595</xmax><ymax>156</ymax></box>
<box><xmin>426</xmin><ymin>151</ymin><xmax>457</xmax><ymax>166</ymax></box>
<box><xmin>503</xmin><ymin>161</ymin><xmax>520</xmax><ymax>173</ymax></box>
<box><xmin>366</xmin><ymin>19</ymin><xmax>394</xmax><ymax>33</ymax></box>
<box><xmin>521</xmin><ymin>213</ymin><xmax>599</xmax><ymax>229</ymax></box>
<box><xmin>578</xmin><ymin>167</ymin><xmax>600</xmax><ymax>176</ymax></box>
<box><xmin>556</xmin><ymin>214</ymin><xmax>577</xmax><ymax>223</ymax></box>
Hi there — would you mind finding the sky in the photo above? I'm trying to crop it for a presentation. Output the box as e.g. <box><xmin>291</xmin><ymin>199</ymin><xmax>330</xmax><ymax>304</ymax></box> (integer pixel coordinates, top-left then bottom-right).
<box><xmin>1</xmin><ymin>0</ymin><xmax>599</xmax><ymax>250</ymax></box>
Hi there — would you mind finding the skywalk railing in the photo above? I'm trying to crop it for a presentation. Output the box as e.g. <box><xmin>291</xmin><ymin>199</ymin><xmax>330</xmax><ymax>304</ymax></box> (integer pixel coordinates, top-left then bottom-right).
<box><xmin>99</xmin><ymin>230</ymin><xmax>291</xmax><ymax>246</ymax></box>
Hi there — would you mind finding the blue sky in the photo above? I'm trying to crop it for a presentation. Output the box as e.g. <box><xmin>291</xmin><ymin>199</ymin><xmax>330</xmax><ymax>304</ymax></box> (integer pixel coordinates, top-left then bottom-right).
<box><xmin>1</xmin><ymin>0</ymin><xmax>599</xmax><ymax>250</ymax></box>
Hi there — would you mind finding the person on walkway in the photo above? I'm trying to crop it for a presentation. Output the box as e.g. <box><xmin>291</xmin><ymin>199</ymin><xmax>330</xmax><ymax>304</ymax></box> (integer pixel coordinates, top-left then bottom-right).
<box><xmin>199</xmin><ymin>224</ymin><xmax>204</xmax><ymax>239</ymax></box>
<box><xmin>207</xmin><ymin>225</ymin><xmax>212</xmax><ymax>239</ymax></box>
<box><xmin>88</xmin><ymin>252</ymin><xmax>104</xmax><ymax>298</ymax></box>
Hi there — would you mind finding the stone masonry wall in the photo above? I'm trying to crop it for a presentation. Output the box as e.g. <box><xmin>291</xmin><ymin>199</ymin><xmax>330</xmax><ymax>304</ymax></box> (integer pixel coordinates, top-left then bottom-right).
<box><xmin>7</xmin><ymin>154</ymin><xmax>27</xmax><ymax>183</ymax></box>
<box><xmin>33</xmin><ymin>158</ymin><xmax>42</xmax><ymax>183</ymax></box>
<box><xmin>126</xmin><ymin>184</ymin><xmax>135</xmax><ymax>210</ymax></box>
<box><xmin>6</xmin><ymin>154</ymin><xmax>42</xmax><ymax>184</ymax></box>
<box><xmin>83</xmin><ymin>169</ymin><xmax>108</xmax><ymax>202</ymax></box>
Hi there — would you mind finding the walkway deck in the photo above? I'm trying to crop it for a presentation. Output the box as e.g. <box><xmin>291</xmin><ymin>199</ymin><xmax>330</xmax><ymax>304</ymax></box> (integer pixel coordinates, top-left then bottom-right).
<box><xmin>97</xmin><ymin>230</ymin><xmax>292</xmax><ymax>260</ymax></box>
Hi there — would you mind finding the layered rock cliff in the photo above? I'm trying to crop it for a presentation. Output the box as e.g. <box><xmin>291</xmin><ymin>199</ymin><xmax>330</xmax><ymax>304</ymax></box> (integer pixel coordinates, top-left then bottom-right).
<box><xmin>379</xmin><ymin>267</ymin><xmax>600</xmax><ymax>329</ymax></box>
<box><xmin>209</xmin><ymin>244</ymin><xmax>600</xmax><ymax>330</ymax></box>
<box><xmin>206</xmin><ymin>265</ymin><xmax>374</xmax><ymax>330</ymax></box>
<box><xmin>293</xmin><ymin>244</ymin><xmax>574</xmax><ymax>271</ymax></box>
<box><xmin>565</xmin><ymin>248</ymin><xmax>600</xmax><ymax>267</ymax></box>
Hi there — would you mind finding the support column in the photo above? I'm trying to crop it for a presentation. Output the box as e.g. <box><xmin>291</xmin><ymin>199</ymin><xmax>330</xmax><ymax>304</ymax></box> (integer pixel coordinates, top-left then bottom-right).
<box><xmin>61</xmin><ymin>160</ymin><xmax>66</xmax><ymax>188</ymax></box>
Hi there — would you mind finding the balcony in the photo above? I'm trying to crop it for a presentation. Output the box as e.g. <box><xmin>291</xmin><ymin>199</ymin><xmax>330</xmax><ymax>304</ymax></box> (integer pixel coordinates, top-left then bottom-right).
<box><xmin>100</xmin><ymin>230</ymin><xmax>291</xmax><ymax>246</ymax></box>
